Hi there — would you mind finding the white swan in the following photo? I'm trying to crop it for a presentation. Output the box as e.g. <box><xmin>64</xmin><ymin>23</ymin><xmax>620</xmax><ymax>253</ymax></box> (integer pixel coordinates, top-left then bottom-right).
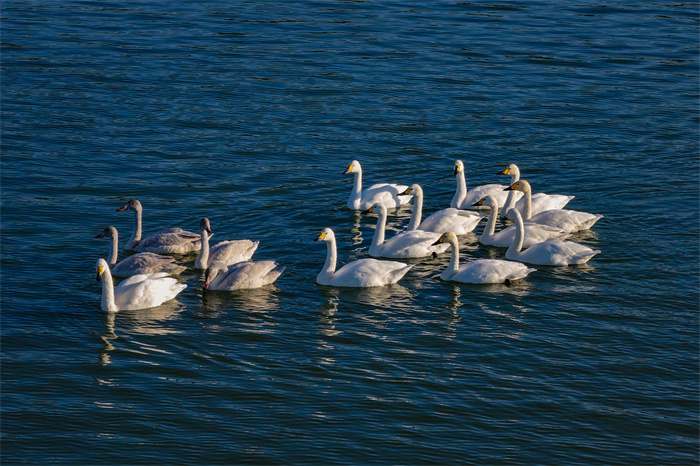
<box><xmin>95</xmin><ymin>258</ymin><xmax>187</xmax><ymax>312</ymax></box>
<box><xmin>363</xmin><ymin>202</ymin><xmax>450</xmax><ymax>258</ymax></box>
<box><xmin>496</xmin><ymin>164</ymin><xmax>574</xmax><ymax>218</ymax></box>
<box><xmin>402</xmin><ymin>184</ymin><xmax>483</xmax><ymax>235</ymax></box>
<box><xmin>451</xmin><ymin>159</ymin><xmax>519</xmax><ymax>210</ymax></box>
<box><xmin>116</xmin><ymin>199</ymin><xmax>201</xmax><ymax>254</ymax></box>
<box><xmin>433</xmin><ymin>232</ymin><xmax>536</xmax><ymax>284</ymax></box>
<box><xmin>472</xmin><ymin>196</ymin><xmax>570</xmax><ymax>248</ymax></box>
<box><xmin>95</xmin><ymin>226</ymin><xmax>186</xmax><ymax>277</ymax></box>
<box><xmin>343</xmin><ymin>160</ymin><xmax>412</xmax><ymax>210</ymax></box>
<box><xmin>203</xmin><ymin>261</ymin><xmax>285</xmax><ymax>290</ymax></box>
<box><xmin>194</xmin><ymin>218</ymin><xmax>259</xmax><ymax>269</ymax></box>
<box><xmin>505</xmin><ymin>181</ymin><xmax>603</xmax><ymax>232</ymax></box>
<box><xmin>314</xmin><ymin>228</ymin><xmax>413</xmax><ymax>287</ymax></box>
<box><xmin>505</xmin><ymin>209</ymin><xmax>601</xmax><ymax>266</ymax></box>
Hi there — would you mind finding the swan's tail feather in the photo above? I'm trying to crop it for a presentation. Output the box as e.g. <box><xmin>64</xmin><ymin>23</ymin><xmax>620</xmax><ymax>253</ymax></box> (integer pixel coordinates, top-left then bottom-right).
<box><xmin>388</xmin><ymin>264</ymin><xmax>413</xmax><ymax>283</ymax></box>
<box><xmin>572</xmin><ymin>249</ymin><xmax>601</xmax><ymax>264</ymax></box>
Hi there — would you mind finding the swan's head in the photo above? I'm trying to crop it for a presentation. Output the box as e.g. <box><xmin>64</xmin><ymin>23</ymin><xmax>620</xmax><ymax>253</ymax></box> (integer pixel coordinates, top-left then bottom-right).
<box><xmin>314</xmin><ymin>228</ymin><xmax>335</xmax><ymax>243</ymax></box>
<box><xmin>401</xmin><ymin>183</ymin><xmax>422</xmax><ymax>196</ymax></box>
<box><xmin>361</xmin><ymin>202</ymin><xmax>387</xmax><ymax>216</ymax></box>
<box><xmin>343</xmin><ymin>160</ymin><xmax>361</xmax><ymax>175</ymax></box>
<box><xmin>472</xmin><ymin>195</ymin><xmax>497</xmax><ymax>208</ymax></box>
<box><xmin>431</xmin><ymin>231</ymin><xmax>457</xmax><ymax>247</ymax></box>
<box><xmin>453</xmin><ymin>160</ymin><xmax>464</xmax><ymax>176</ymax></box>
<box><xmin>116</xmin><ymin>198</ymin><xmax>142</xmax><ymax>212</ymax></box>
<box><xmin>497</xmin><ymin>163</ymin><xmax>519</xmax><ymax>177</ymax></box>
<box><xmin>94</xmin><ymin>226</ymin><xmax>117</xmax><ymax>239</ymax></box>
<box><xmin>199</xmin><ymin>217</ymin><xmax>213</xmax><ymax>234</ymax></box>
<box><xmin>504</xmin><ymin>180</ymin><xmax>530</xmax><ymax>193</ymax></box>
<box><xmin>203</xmin><ymin>263</ymin><xmax>227</xmax><ymax>290</ymax></box>
<box><xmin>96</xmin><ymin>258</ymin><xmax>109</xmax><ymax>282</ymax></box>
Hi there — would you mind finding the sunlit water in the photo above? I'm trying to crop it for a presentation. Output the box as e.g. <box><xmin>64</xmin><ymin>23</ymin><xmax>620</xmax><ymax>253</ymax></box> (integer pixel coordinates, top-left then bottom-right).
<box><xmin>2</xmin><ymin>1</ymin><xmax>698</xmax><ymax>464</ymax></box>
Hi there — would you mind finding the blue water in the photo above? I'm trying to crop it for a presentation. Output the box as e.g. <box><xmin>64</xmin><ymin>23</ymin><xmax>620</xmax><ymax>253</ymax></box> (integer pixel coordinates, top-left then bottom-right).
<box><xmin>2</xmin><ymin>1</ymin><xmax>698</xmax><ymax>464</ymax></box>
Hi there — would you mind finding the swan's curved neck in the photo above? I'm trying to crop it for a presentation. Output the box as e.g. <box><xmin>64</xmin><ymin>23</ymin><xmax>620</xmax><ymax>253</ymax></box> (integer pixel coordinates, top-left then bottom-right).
<box><xmin>521</xmin><ymin>186</ymin><xmax>533</xmax><ymax>220</ymax></box>
<box><xmin>481</xmin><ymin>202</ymin><xmax>498</xmax><ymax>241</ymax></box>
<box><xmin>195</xmin><ymin>229</ymin><xmax>211</xmax><ymax>269</ymax></box>
<box><xmin>506</xmin><ymin>211</ymin><xmax>525</xmax><ymax>257</ymax></box>
<box><xmin>500</xmin><ymin>169</ymin><xmax>522</xmax><ymax>218</ymax></box>
<box><xmin>348</xmin><ymin>171</ymin><xmax>363</xmax><ymax>208</ymax></box>
<box><xmin>101</xmin><ymin>268</ymin><xmax>118</xmax><ymax>313</ymax></box>
<box><xmin>126</xmin><ymin>207</ymin><xmax>142</xmax><ymax>249</ymax></box>
<box><xmin>370</xmin><ymin>206</ymin><xmax>388</xmax><ymax>250</ymax></box>
<box><xmin>107</xmin><ymin>233</ymin><xmax>119</xmax><ymax>266</ymax></box>
<box><xmin>444</xmin><ymin>236</ymin><xmax>460</xmax><ymax>278</ymax></box>
<box><xmin>451</xmin><ymin>170</ymin><xmax>467</xmax><ymax>208</ymax></box>
<box><xmin>319</xmin><ymin>237</ymin><xmax>338</xmax><ymax>280</ymax></box>
<box><xmin>407</xmin><ymin>190</ymin><xmax>423</xmax><ymax>231</ymax></box>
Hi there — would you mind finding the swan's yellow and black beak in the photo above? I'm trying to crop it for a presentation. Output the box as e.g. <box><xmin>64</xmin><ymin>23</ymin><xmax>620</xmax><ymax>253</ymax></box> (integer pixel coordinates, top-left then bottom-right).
<box><xmin>314</xmin><ymin>231</ymin><xmax>327</xmax><ymax>242</ymax></box>
<box><xmin>361</xmin><ymin>206</ymin><xmax>376</xmax><ymax>215</ymax></box>
<box><xmin>431</xmin><ymin>233</ymin><xmax>448</xmax><ymax>246</ymax></box>
<box><xmin>342</xmin><ymin>164</ymin><xmax>354</xmax><ymax>175</ymax></box>
<box><xmin>504</xmin><ymin>182</ymin><xmax>518</xmax><ymax>191</ymax></box>
<box><xmin>472</xmin><ymin>198</ymin><xmax>486</xmax><ymax>207</ymax></box>
<box><xmin>400</xmin><ymin>187</ymin><xmax>412</xmax><ymax>196</ymax></box>
<box><xmin>453</xmin><ymin>165</ymin><xmax>461</xmax><ymax>175</ymax></box>
<box><xmin>96</xmin><ymin>265</ymin><xmax>104</xmax><ymax>282</ymax></box>
<box><xmin>497</xmin><ymin>167</ymin><xmax>511</xmax><ymax>176</ymax></box>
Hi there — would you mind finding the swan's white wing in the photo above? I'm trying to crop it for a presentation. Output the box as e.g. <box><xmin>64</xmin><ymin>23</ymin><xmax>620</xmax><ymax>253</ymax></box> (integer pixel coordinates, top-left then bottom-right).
<box><xmin>450</xmin><ymin>259</ymin><xmax>535</xmax><ymax>284</ymax></box>
<box><xmin>488</xmin><ymin>223</ymin><xmax>570</xmax><ymax>248</ymax></box>
<box><xmin>515</xmin><ymin>193</ymin><xmax>574</xmax><ymax>216</ymax></box>
<box><xmin>510</xmin><ymin>240</ymin><xmax>600</xmax><ymax>266</ymax></box>
<box><xmin>210</xmin><ymin>240</ymin><xmax>259</xmax><ymax>266</ymax></box>
<box><xmin>358</xmin><ymin>183</ymin><xmax>411</xmax><ymax>210</ymax></box>
<box><xmin>529</xmin><ymin>209</ymin><xmax>603</xmax><ymax>233</ymax></box>
<box><xmin>461</xmin><ymin>184</ymin><xmax>520</xmax><ymax>209</ymax></box>
<box><xmin>418</xmin><ymin>208</ymin><xmax>483</xmax><ymax>235</ymax></box>
<box><xmin>114</xmin><ymin>274</ymin><xmax>186</xmax><ymax>310</ymax></box>
<box><xmin>329</xmin><ymin>258</ymin><xmax>412</xmax><ymax>287</ymax></box>
<box><xmin>373</xmin><ymin>230</ymin><xmax>450</xmax><ymax>258</ymax></box>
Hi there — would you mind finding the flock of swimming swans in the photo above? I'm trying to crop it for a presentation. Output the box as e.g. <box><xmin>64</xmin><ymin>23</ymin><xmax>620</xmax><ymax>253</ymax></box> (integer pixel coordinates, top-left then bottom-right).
<box><xmin>94</xmin><ymin>160</ymin><xmax>603</xmax><ymax>313</ymax></box>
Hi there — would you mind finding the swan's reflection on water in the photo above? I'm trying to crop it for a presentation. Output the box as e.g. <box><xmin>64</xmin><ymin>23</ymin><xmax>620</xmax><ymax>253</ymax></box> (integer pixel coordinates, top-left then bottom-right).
<box><xmin>201</xmin><ymin>286</ymin><xmax>281</xmax><ymax>314</ymax></box>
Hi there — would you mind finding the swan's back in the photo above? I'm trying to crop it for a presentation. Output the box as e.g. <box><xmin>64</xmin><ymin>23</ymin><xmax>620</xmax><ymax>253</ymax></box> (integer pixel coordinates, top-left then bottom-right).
<box><xmin>419</xmin><ymin>208</ymin><xmax>483</xmax><ymax>235</ymax></box>
<box><xmin>487</xmin><ymin>223</ymin><xmax>570</xmax><ymax>249</ymax></box>
<box><xmin>114</xmin><ymin>272</ymin><xmax>187</xmax><ymax>310</ymax></box>
<box><xmin>110</xmin><ymin>252</ymin><xmax>186</xmax><ymax>277</ymax></box>
<box><xmin>508</xmin><ymin>240</ymin><xmax>600</xmax><ymax>266</ymax></box>
<box><xmin>210</xmin><ymin>239</ymin><xmax>259</xmax><ymax>266</ymax></box>
<box><xmin>136</xmin><ymin>228</ymin><xmax>202</xmax><ymax>254</ymax></box>
<box><xmin>515</xmin><ymin>193</ymin><xmax>574</xmax><ymax>216</ymax></box>
<box><xmin>329</xmin><ymin>258</ymin><xmax>413</xmax><ymax>287</ymax></box>
<box><xmin>529</xmin><ymin>209</ymin><xmax>603</xmax><ymax>233</ymax></box>
<box><xmin>353</xmin><ymin>183</ymin><xmax>411</xmax><ymax>210</ymax></box>
<box><xmin>372</xmin><ymin>230</ymin><xmax>450</xmax><ymax>258</ymax></box>
<box><xmin>450</xmin><ymin>259</ymin><xmax>535</xmax><ymax>284</ymax></box>
<box><xmin>216</xmin><ymin>260</ymin><xmax>285</xmax><ymax>290</ymax></box>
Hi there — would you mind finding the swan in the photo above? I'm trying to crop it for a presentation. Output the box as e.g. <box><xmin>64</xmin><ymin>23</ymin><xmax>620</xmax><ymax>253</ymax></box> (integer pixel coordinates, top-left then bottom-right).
<box><xmin>194</xmin><ymin>218</ymin><xmax>259</xmax><ymax>269</ymax></box>
<box><xmin>451</xmin><ymin>159</ymin><xmax>519</xmax><ymax>210</ymax></box>
<box><xmin>505</xmin><ymin>209</ymin><xmax>601</xmax><ymax>266</ymax></box>
<box><xmin>94</xmin><ymin>226</ymin><xmax>186</xmax><ymax>277</ymax></box>
<box><xmin>363</xmin><ymin>202</ymin><xmax>450</xmax><ymax>258</ymax></box>
<box><xmin>504</xmin><ymin>181</ymin><xmax>603</xmax><ymax>232</ymax></box>
<box><xmin>95</xmin><ymin>258</ymin><xmax>187</xmax><ymax>312</ymax></box>
<box><xmin>496</xmin><ymin>164</ymin><xmax>574</xmax><ymax>218</ymax></box>
<box><xmin>203</xmin><ymin>260</ymin><xmax>285</xmax><ymax>290</ymax></box>
<box><xmin>433</xmin><ymin>232</ymin><xmax>536</xmax><ymax>284</ymax></box>
<box><xmin>472</xmin><ymin>196</ymin><xmax>570</xmax><ymax>248</ymax></box>
<box><xmin>314</xmin><ymin>228</ymin><xmax>413</xmax><ymax>287</ymax></box>
<box><xmin>343</xmin><ymin>160</ymin><xmax>412</xmax><ymax>210</ymax></box>
<box><xmin>402</xmin><ymin>184</ymin><xmax>483</xmax><ymax>235</ymax></box>
<box><xmin>116</xmin><ymin>199</ymin><xmax>201</xmax><ymax>254</ymax></box>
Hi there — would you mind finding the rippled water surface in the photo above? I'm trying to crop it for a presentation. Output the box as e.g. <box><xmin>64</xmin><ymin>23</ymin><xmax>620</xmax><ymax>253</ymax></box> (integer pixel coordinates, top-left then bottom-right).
<box><xmin>2</xmin><ymin>1</ymin><xmax>698</xmax><ymax>464</ymax></box>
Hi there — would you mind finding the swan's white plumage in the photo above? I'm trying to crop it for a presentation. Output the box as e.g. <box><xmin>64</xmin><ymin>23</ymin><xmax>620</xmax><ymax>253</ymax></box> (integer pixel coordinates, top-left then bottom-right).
<box><xmin>473</xmin><ymin>196</ymin><xmax>570</xmax><ymax>248</ymax></box>
<box><xmin>95</xmin><ymin>226</ymin><xmax>186</xmax><ymax>277</ymax></box>
<box><xmin>434</xmin><ymin>232</ymin><xmax>535</xmax><ymax>284</ymax></box>
<box><xmin>194</xmin><ymin>217</ymin><xmax>258</xmax><ymax>269</ymax></box>
<box><xmin>404</xmin><ymin>184</ymin><xmax>483</xmax><ymax>235</ymax></box>
<box><xmin>117</xmin><ymin>199</ymin><xmax>201</xmax><ymax>254</ymax></box>
<box><xmin>497</xmin><ymin>164</ymin><xmax>574</xmax><ymax>218</ymax></box>
<box><xmin>96</xmin><ymin>258</ymin><xmax>187</xmax><ymax>312</ymax></box>
<box><xmin>344</xmin><ymin>160</ymin><xmax>412</xmax><ymax>210</ymax></box>
<box><xmin>204</xmin><ymin>260</ymin><xmax>285</xmax><ymax>290</ymax></box>
<box><xmin>365</xmin><ymin>202</ymin><xmax>450</xmax><ymax>258</ymax></box>
<box><xmin>314</xmin><ymin>228</ymin><xmax>412</xmax><ymax>287</ymax></box>
<box><xmin>505</xmin><ymin>180</ymin><xmax>603</xmax><ymax>232</ymax></box>
<box><xmin>452</xmin><ymin>159</ymin><xmax>520</xmax><ymax>210</ymax></box>
<box><xmin>505</xmin><ymin>209</ymin><xmax>601</xmax><ymax>266</ymax></box>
